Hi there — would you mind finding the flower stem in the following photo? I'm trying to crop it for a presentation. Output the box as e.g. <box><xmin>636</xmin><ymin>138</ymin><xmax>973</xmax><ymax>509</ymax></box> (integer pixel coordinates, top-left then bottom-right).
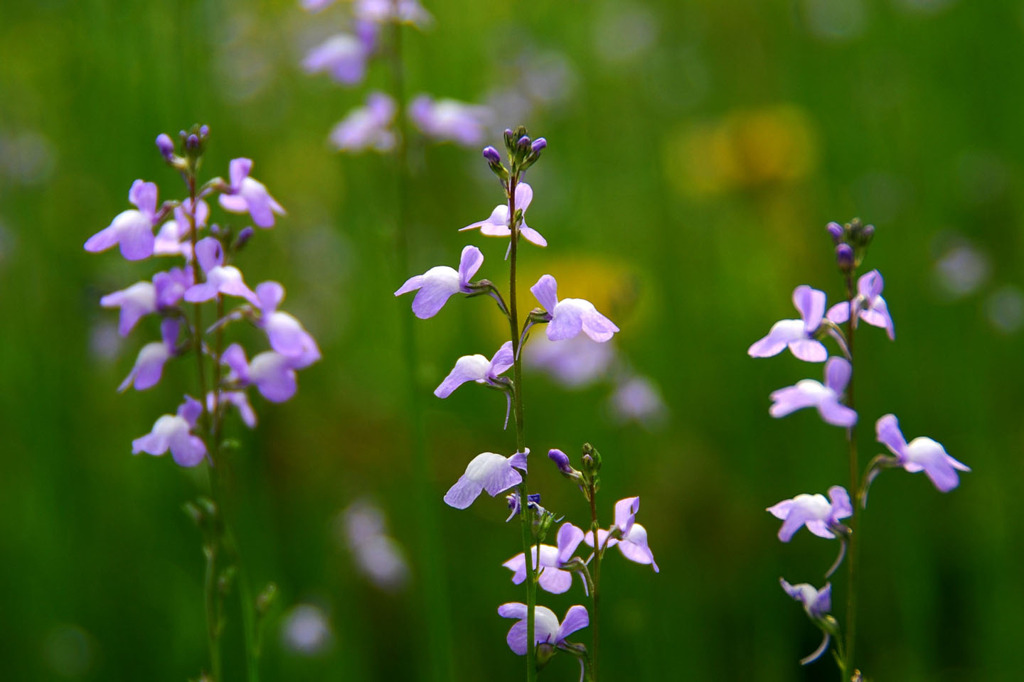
<box><xmin>843</xmin><ymin>270</ymin><xmax>859</xmax><ymax>681</ymax></box>
<box><xmin>588</xmin><ymin>485</ymin><xmax>602</xmax><ymax>682</ymax></box>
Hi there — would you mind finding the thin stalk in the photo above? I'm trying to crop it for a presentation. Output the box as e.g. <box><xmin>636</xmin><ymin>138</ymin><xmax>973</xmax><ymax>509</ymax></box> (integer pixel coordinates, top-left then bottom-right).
<box><xmin>587</xmin><ymin>486</ymin><xmax>601</xmax><ymax>682</ymax></box>
<box><xmin>507</xmin><ymin>175</ymin><xmax>538</xmax><ymax>682</ymax></box>
<box><xmin>842</xmin><ymin>270</ymin><xmax>859</xmax><ymax>681</ymax></box>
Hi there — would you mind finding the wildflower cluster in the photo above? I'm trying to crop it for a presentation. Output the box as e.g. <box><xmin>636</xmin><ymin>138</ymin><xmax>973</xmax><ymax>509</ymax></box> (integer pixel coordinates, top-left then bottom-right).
<box><xmin>750</xmin><ymin>219</ymin><xmax>969</xmax><ymax>677</ymax></box>
<box><xmin>396</xmin><ymin>127</ymin><xmax>657</xmax><ymax>681</ymax></box>
<box><xmin>86</xmin><ymin>125</ymin><xmax>319</xmax><ymax>680</ymax></box>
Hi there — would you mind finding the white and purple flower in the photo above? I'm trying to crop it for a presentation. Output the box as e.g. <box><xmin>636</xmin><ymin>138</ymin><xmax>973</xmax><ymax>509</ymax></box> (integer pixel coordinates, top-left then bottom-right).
<box><xmin>184</xmin><ymin>238</ymin><xmax>259</xmax><ymax>305</ymax></box>
<box><xmin>876</xmin><ymin>414</ymin><xmax>969</xmax><ymax>492</ymax></box>
<box><xmin>254</xmin><ymin>281</ymin><xmax>321</xmax><ymax>368</ymax></box>
<box><xmin>85</xmin><ymin>179</ymin><xmax>161</xmax><ymax>261</ymax></box>
<box><xmin>443</xmin><ymin>449</ymin><xmax>528</xmax><ymax>510</ymax></box>
<box><xmin>460</xmin><ymin>183</ymin><xmax>546</xmax><ymax>247</ymax></box>
<box><xmin>503</xmin><ymin>523</ymin><xmax>585</xmax><ymax>595</ymax></box>
<box><xmin>132</xmin><ymin>395</ymin><xmax>207</xmax><ymax>467</ymax></box>
<box><xmin>826</xmin><ymin>269</ymin><xmax>895</xmax><ymax>340</ymax></box>
<box><xmin>766</xmin><ymin>486</ymin><xmax>852</xmax><ymax>542</ymax></box>
<box><xmin>749</xmin><ymin>285</ymin><xmax>829</xmax><ymax>362</ymax></box>
<box><xmin>435</xmin><ymin>342</ymin><xmax>513</xmax><ymax>398</ymax></box>
<box><xmin>221</xmin><ymin>343</ymin><xmax>304</xmax><ymax>403</ymax></box>
<box><xmin>769</xmin><ymin>357</ymin><xmax>857</xmax><ymax>427</ymax></box>
<box><xmin>118</xmin><ymin>319</ymin><xmax>181</xmax><ymax>392</ymax></box>
<box><xmin>218</xmin><ymin>158</ymin><xmax>285</xmax><ymax>228</ymax></box>
<box><xmin>408</xmin><ymin>94</ymin><xmax>491</xmax><ymax>147</ymax></box>
<box><xmin>531</xmin><ymin>274</ymin><xmax>619</xmax><ymax>343</ymax></box>
<box><xmin>497</xmin><ymin>603</ymin><xmax>589</xmax><ymax>656</ymax></box>
<box><xmin>584</xmin><ymin>496</ymin><xmax>658</xmax><ymax>572</ymax></box>
<box><xmin>394</xmin><ymin>245</ymin><xmax>484</xmax><ymax>319</ymax></box>
<box><xmin>329</xmin><ymin>92</ymin><xmax>397</xmax><ymax>153</ymax></box>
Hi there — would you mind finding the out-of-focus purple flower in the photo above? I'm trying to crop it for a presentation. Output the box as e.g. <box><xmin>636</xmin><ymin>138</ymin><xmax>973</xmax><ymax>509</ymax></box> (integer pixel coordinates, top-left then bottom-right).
<box><xmin>280</xmin><ymin>604</ymin><xmax>333</xmax><ymax>656</ymax></box>
<box><xmin>154</xmin><ymin>200</ymin><xmax>208</xmax><ymax>259</ymax></box>
<box><xmin>153</xmin><ymin>267</ymin><xmax>193</xmax><ymax>308</ymax></box>
<box><xmin>766</xmin><ymin>486</ymin><xmax>852</xmax><ymax>542</ymax></box>
<box><xmin>503</xmin><ymin>523</ymin><xmax>585</xmax><ymax>594</ymax></box>
<box><xmin>609</xmin><ymin>375</ymin><xmax>668</xmax><ymax>426</ymax></box>
<box><xmin>255</xmin><ymin>281</ymin><xmax>321</xmax><ymax>367</ymax></box>
<box><xmin>769</xmin><ymin>357</ymin><xmax>857</xmax><ymax>427</ymax></box>
<box><xmin>302</xmin><ymin>33</ymin><xmax>372</xmax><ymax>86</ymax></box>
<box><xmin>340</xmin><ymin>499</ymin><xmax>410</xmax><ymax>592</ymax></box>
<box><xmin>184</xmin><ymin>238</ymin><xmax>259</xmax><ymax>305</ymax></box>
<box><xmin>531</xmin><ymin>274</ymin><xmax>619</xmax><ymax>343</ymax></box>
<box><xmin>395</xmin><ymin>245</ymin><xmax>483</xmax><ymax>319</ymax></box>
<box><xmin>354</xmin><ymin>0</ymin><xmax>432</xmax><ymax>28</ymax></box>
<box><xmin>131</xmin><ymin>395</ymin><xmax>207</xmax><ymax>467</ymax></box>
<box><xmin>207</xmin><ymin>390</ymin><xmax>257</xmax><ymax>428</ymax></box>
<box><xmin>101</xmin><ymin>268</ymin><xmax>193</xmax><ymax>337</ymax></box>
<box><xmin>748</xmin><ymin>285</ymin><xmax>829</xmax><ymax>362</ymax></box>
<box><xmin>497</xmin><ymin>603</ymin><xmax>589</xmax><ymax>656</ymax></box>
<box><xmin>584</xmin><ymin>497</ymin><xmax>659</xmax><ymax>572</ymax></box>
<box><xmin>780</xmin><ymin>579</ymin><xmax>832</xmax><ymax>620</ymax></box>
<box><xmin>118</xmin><ymin>319</ymin><xmax>180</xmax><ymax>391</ymax></box>
<box><xmin>459</xmin><ymin>183</ymin><xmax>546</xmax><ymax>247</ymax></box>
<box><xmin>219</xmin><ymin>158</ymin><xmax>285</xmax><ymax>228</ymax></box>
<box><xmin>434</xmin><ymin>341</ymin><xmax>513</xmax><ymax>398</ymax></box>
<box><xmin>221</xmin><ymin>343</ymin><xmax>302</xmax><ymax>403</ymax></box>
<box><xmin>443</xmin><ymin>449</ymin><xmax>528</xmax><ymax>510</ymax></box>
<box><xmin>876</xmin><ymin>414</ymin><xmax>969</xmax><ymax>492</ymax></box>
<box><xmin>408</xmin><ymin>94</ymin><xmax>491</xmax><ymax>147</ymax></box>
<box><xmin>525</xmin><ymin>334</ymin><xmax>614</xmax><ymax>388</ymax></box>
<box><xmin>85</xmin><ymin>180</ymin><xmax>160</xmax><ymax>261</ymax></box>
<box><xmin>826</xmin><ymin>269</ymin><xmax>895</xmax><ymax>340</ymax></box>
<box><xmin>329</xmin><ymin>92</ymin><xmax>397</xmax><ymax>153</ymax></box>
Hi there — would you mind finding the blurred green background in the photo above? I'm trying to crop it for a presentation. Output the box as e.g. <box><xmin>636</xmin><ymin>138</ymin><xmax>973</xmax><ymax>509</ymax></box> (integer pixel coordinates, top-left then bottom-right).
<box><xmin>1</xmin><ymin>0</ymin><xmax>1021</xmax><ymax>679</ymax></box>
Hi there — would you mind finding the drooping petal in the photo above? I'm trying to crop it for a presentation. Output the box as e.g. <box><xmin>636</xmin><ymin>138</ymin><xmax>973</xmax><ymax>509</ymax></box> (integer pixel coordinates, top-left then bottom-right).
<box><xmin>817</xmin><ymin>398</ymin><xmax>858</xmax><ymax>428</ymax></box>
<box><xmin>748</xmin><ymin>320</ymin><xmax>805</xmax><ymax>358</ymax></box>
<box><xmin>248</xmin><ymin>351</ymin><xmax>298</xmax><ymax>402</ymax></box>
<box><xmin>556</xmin><ymin>605</ymin><xmax>590</xmax><ymax>642</ymax></box>
<box><xmin>618</xmin><ymin>524</ymin><xmax>659</xmax><ymax>571</ymax></box>
<box><xmin>434</xmin><ymin>354</ymin><xmax>490</xmax><ymax>398</ymax></box>
<box><xmin>580</xmin><ymin>306</ymin><xmax>619</xmax><ymax>343</ymax></box>
<box><xmin>904</xmin><ymin>437</ymin><xmax>970</xmax><ymax>492</ymax></box>
<box><xmin>788</xmin><ymin>338</ymin><xmax>828</xmax><ymax>363</ymax></box>
<box><xmin>531</xmin><ymin>274</ymin><xmax>559</xmax><ymax>312</ymax></box>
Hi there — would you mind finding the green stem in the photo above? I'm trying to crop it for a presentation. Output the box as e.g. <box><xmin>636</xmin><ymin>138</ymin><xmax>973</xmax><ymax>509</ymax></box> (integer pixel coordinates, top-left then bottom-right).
<box><xmin>588</xmin><ymin>486</ymin><xmax>601</xmax><ymax>682</ymax></box>
<box><xmin>843</xmin><ymin>270</ymin><xmax>859</xmax><ymax>681</ymax></box>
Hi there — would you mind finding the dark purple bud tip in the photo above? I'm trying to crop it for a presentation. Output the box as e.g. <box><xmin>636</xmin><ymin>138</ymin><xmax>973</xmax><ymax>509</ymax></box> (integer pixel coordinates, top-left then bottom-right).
<box><xmin>179</xmin><ymin>130</ymin><xmax>189</xmax><ymax>139</ymax></box>
<box><xmin>548</xmin><ymin>448</ymin><xmax>573</xmax><ymax>475</ymax></box>
<box><xmin>482</xmin><ymin>146</ymin><xmax>501</xmax><ymax>164</ymax></box>
<box><xmin>517</xmin><ymin>135</ymin><xmax>531</xmax><ymax>150</ymax></box>
<box><xmin>156</xmin><ymin>133</ymin><xmax>175</xmax><ymax>159</ymax></box>
<box><xmin>531</xmin><ymin>137</ymin><xmax>547</xmax><ymax>154</ymax></box>
<box><xmin>186</xmin><ymin>134</ymin><xmax>200</xmax><ymax>150</ymax></box>
<box><xmin>860</xmin><ymin>223</ymin><xmax>875</xmax><ymax>243</ymax></box>
<box><xmin>234</xmin><ymin>226</ymin><xmax>255</xmax><ymax>251</ymax></box>
<box><xmin>836</xmin><ymin>243</ymin><xmax>855</xmax><ymax>270</ymax></box>
<box><xmin>826</xmin><ymin>221</ymin><xmax>844</xmax><ymax>244</ymax></box>
<box><xmin>199</xmin><ymin>124</ymin><xmax>210</xmax><ymax>138</ymax></box>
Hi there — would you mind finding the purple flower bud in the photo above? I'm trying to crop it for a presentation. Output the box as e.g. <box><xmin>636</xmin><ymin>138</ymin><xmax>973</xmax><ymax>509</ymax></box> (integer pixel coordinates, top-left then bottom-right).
<box><xmin>517</xmin><ymin>135</ymin><xmax>531</xmax><ymax>150</ymax></box>
<box><xmin>199</xmin><ymin>124</ymin><xmax>210</xmax><ymax>138</ymax></box>
<box><xmin>826</xmin><ymin>221</ymin><xmax>843</xmax><ymax>244</ymax></box>
<box><xmin>482</xmin><ymin>146</ymin><xmax>501</xmax><ymax>165</ymax></box>
<box><xmin>531</xmin><ymin>137</ymin><xmax>547</xmax><ymax>154</ymax></box>
<box><xmin>548</xmin><ymin>449</ymin><xmax>573</xmax><ymax>476</ymax></box>
<box><xmin>836</xmin><ymin>243</ymin><xmax>854</xmax><ymax>271</ymax></box>
<box><xmin>156</xmin><ymin>133</ymin><xmax>175</xmax><ymax>159</ymax></box>
<box><xmin>859</xmin><ymin>223</ymin><xmax>875</xmax><ymax>244</ymax></box>
<box><xmin>234</xmin><ymin>226</ymin><xmax>255</xmax><ymax>252</ymax></box>
<box><xmin>186</xmin><ymin>134</ymin><xmax>200</xmax><ymax>150</ymax></box>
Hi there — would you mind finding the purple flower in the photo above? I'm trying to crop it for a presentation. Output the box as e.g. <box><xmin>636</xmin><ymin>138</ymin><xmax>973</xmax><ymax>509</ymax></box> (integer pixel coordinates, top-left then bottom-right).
<box><xmin>780</xmin><ymin>579</ymin><xmax>832</xmax><ymax>620</ymax></box>
<box><xmin>769</xmin><ymin>357</ymin><xmax>857</xmax><ymax>427</ymax></box>
<box><xmin>207</xmin><ymin>390</ymin><xmax>257</xmax><ymax>428</ymax></box>
<box><xmin>876</xmin><ymin>414</ymin><xmax>970</xmax><ymax>492</ymax></box>
<box><xmin>394</xmin><ymin>245</ymin><xmax>483</xmax><ymax>319</ymax></box>
<box><xmin>131</xmin><ymin>395</ymin><xmax>207</xmax><ymax>467</ymax></box>
<box><xmin>354</xmin><ymin>0</ymin><xmax>432</xmax><ymax>28</ymax></box>
<box><xmin>255</xmin><ymin>281</ymin><xmax>321</xmax><ymax>368</ymax></box>
<box><xmin>184</xmin><ymin>238</ymin><xmax>259</xmax><ymax>305</ymax></box>
<box><xmin>503</xmin><ymin>523</ymin><xmax>585</xmax><ymax>594</ymax></box>
<box><xmin>497</xmin><ymin>603</ymin><xmax>589</xmax><ymax>656</ymax></box>
<box><xmin>531</xmin><ymin>274</ymin><xmax>619</xmax><ymax>343</ymax></box>
<box><xmin>826</xmin><ymin>269</ymin><xmax>895</xmax><ymax>340</ymax></box>
<box><xmin>748</xmin><ymin>285</ymin><xmax>828</xmax><ymax>362</ymax></box>
<box><xmin>221</xmin><ymin>343</ymin><xmax>301</xmax><ymax>403</ymax></box>
<box><xmin>459</xmin><ymin>183</ymin><xmax>547</xmax><ymax>247</ymax></box>
<box><xmin>408</xmin><ymin>94</ymin><xmax>491</xmax><ymax>147</ymax></box>
<box><xmin>766</xmin><ymin>486</ymin><xmax>852</xmax><ymax>542</ymax></box>
<box><xmin>85</xmin><ymin>180</ymin><xmax>160</xmax><ymax>261</ymax></box>
<box><xmin>584</xmin><ymin>497</ymin><xmax>659</xmax><ymax>572</ymax></box>
<box><xmin>434</xmin><ymin>342</ymin><xmax>513</xmax><ymax>398</ymax></box>
<box><xmin>118</xmin><ymin>319</ymin><xmax>180</xmax><ymax>391</ymax></box>
<box><xmin>154</xmin><ymin>199</ymin><xmax>208</xmax><ymax>258</ymax></box>
<box><xmin>101</xmin><ymin>268</ymin><xmax>193</xmax><ymax>337</ymax></box>
<box><xmin>443</xmin><ymin>449</ymin><xmax>528</xmax><ymax>510</ymax></box>
<box><xmin>608</xmin><ymin>375</ymin><xmax>668</xmax><ymax>427</ymax></box>
<box><xmin>218</xmin><ymin>158</ymin><xmax>285</xmax><ymax>228</ymax></box>
<box><xmin>302</xmin><ymin>33</ymin><xmax>372</xmax><ymax>86</ymax></box>
<box><xmin>329</xmin><ymin>92</ymin><xmax>397</xmax><ymax>153</ymax></box>
<box><xmin>525</xmin><ymin>334</ymin><xmax>615</xmax><ymax>388</ymax></box>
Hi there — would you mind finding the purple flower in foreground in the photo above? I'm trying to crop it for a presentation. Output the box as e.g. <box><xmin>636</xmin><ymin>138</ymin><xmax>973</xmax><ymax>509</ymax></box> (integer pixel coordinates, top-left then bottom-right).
<box><xmin>531</xmin><ymin>274</ymin><xmax>619</xmax><ymax>343</ymax></box>
<box><xmin>219</xmin><ymin>158</ymin><xmax>285</xmax><ymax>228</ymax></box>
<box><xmin>460</xmin><ymin>183</ymin><xmax>547</xmax><ymax>247</ymax></box>
<box><xmin>408</xmin><ymin>94</ymin><xmax>491</xmax><ymax>147</ymax></box>
<box><xmin>826</xmin><ymin>269</ymin><xmax>895</xmax><ymax>340</ymax></box>
<box><xmin>876</xmin><ymin>414</ymin><xmax>970</xmax><ymax>492</ymax></box>
<box><xmin>118</xmin><ymin>319</ymin><xmax>180</xmax><ymax>392</ymax></box>
<box><xmin>329</xmin><ymin>92</ymin><xmax>397</xmax><ymax>153</ymax></box>
<box><xmin>769</xmin><ymin>357</ymin><xmax>857</xmax><ymax>427</ymax></box>
<box><xmin>394</xmin><ymin>245</ymin><xmax>483</xmax><ymax>319</ymax></box>
<box><xmin>748</xmin><ymin>285</ymin><xmax>828</xmax><ymax>362</ymax></box>
<box><xmin>85</xmin><ymin>180</ymin><xmax>160</xmax><ymax>261</ymax></box>
<box><xmin>132</xmin><ymin>395</ymin><xmax>207</xmax><ymax>467</ymax></box>
<box><xmin>101</xmin><ymin>268</ymin><xmax>193</xmax><ymax>337</ymax></box>
<box><xmin>443</xmin><ymin>449</ymin><xmax>528</xmax><ymax>510</ymax></box>
<box><xmin>497</xmin><ymin>603</ymin><xmax>589</xmax><ymax>656</ymax></box>
<box><xmin>780</xmin><ymin>578</ymin><xmax>832</xmax><ymax>620</ymax></box>
<box><xmin>766</xmin><ymin>486</ymin><xmax>851</xmax><ymax>542</ymax></box>
<box><xmin>221</xmin><ymin>343</ymin><xmax>302</xmax><ymax>403</ymax></box>
<box><xmin>584</xmin><ymin>496</ymin><xmax>659</xmax><ymax>572</ymax></box>
<box><xmin>302</xmin><ymin>33</ymin><xmax>372</xmax><ymax>86</ymax></box>
<box><xmin>255</xmin><ymin>281</ymin><xmax>321</xmax><ymax>367</ymax></box>
<box><xmin>154</xmin><ymin>199</ymin><xmax>208</xmax><ymax>258</ymax></box>
<box><xmin>184</xmin><ymin>238</ymin><xmax>259</xmax><ymax>305</ymax></box>
<box><xmin>504</xmin><ymin>523</ymin><xmax>585</xmax><ymax>594</ymax></box>
<box><xmin>434</xmin><ymin>341</ymin><xmax>513</xmax><ymax>398</ymax></box>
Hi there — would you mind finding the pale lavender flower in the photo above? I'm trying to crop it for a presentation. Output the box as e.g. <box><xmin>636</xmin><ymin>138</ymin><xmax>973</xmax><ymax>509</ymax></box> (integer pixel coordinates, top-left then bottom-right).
<box><xmin>131</xmin><ymin>395</ymin><xmax>207</xmax><ymax>467</ymax></box>
<box><xmin>302</xmin><ymin>33</ymin><xmax>371</xmax><ymax>86</ymax></box>
<box><xmin>459</xmin><ymin>183</ymin><xmax>547</xmax><ymax>247</ymax></box>
<box><xmin>584</xmin><ymin>496</ymin><xmax>659</xmax><ymax>572</ymax></box>
<box><xmin>255</xmin><ymin>281</ymin><xmax>321</xmax><ymax>367</ymax></box>
<box><xmin>503</xmin><ymin>523</ymin><xmax>585</xmax><ymax>594</ymax></box>
<box><xmin>748</xmin><ymin>285</ymin><xmax>829</xmax><ymax>362</ymax></box>
<box><xmin>153</xmin><ymin>267</ymin><xmax>193</xmax><ymax>309</ymax></box>
<box><xmin>497</xmin><ymin>603</ymin><xmax>589</xmax><ymax>656</ymax></box>
<box><xmin>525</xmin><ymin>334</ymin><xmax>614</xmax><ymax>388</ymax></box>
<box><xmin>207</xmin><ymin>390</ymin><xmax>257</xmax><ymax>428</ymax></box>
<box><xmin>443</xmin><ymin>449</ymin><xmax>528</xmax><ymax>510</ymax></box>
<box><xmin>531</xmin><ymin>274</ymin><xmax>619</xmax><ymax>343</ymax></box>
<box><xmin>394</xmin><ymin>245</ymin><xmax>483</xmax><ymax>319</ymax></box>
<box><xmin>769</xmin><ymin>357</ymin><xmax>857</xmax><ymax>427</ymax></box>
<box><xmin>221</xmin><ymin>343</ymin><xmax>302</xmax><ymax>403</ymax></box>
<box><xmin>154</xmin><ymin>199</ymin><xmax>208</xmax><ymax>258</ymax></box>
<box><xmin>184</xmin><ymin>238</ymin><xmax>259</xmax><ymax>305</ymax></box>
<box><xmin>329</xmin><ymin>92</ymin><xmax>397</xmax><ymax>153</ymax></box>
<box><xmin>408</xmin><ymin>94</ymin><xmax>491</xmax><ymax>147</ymax></box>
<box><xmin>766</xmin><ymin>486</ymin><xmax>851</xmax><ymax>542</ymax></box>
<box><xmin>826</xmin><ymin>269</ymin><xmax>895</xmax><ymax>340</ymax></box>
<box><xmin>876</xmin><ymin>414</ymin><xmax>969</xmax><ymax>492</ymax></box>
<box><xmin>434</xmin><ymin>341</ymin><xmax>513</xmax><ymax>397</ymax></box>
<box><xmin>218</xmin><ymin>158</ymin><xmax>285</xmax><ymax>228</ymax></box>
<box><xmin>608</xmin><ymin>375</ymin><xmax>668</xmax><ymax>426</ymax></box>
<box><xmin>100</xmin><ymin>282</ymin><xmax>156</xmax><ymax>337</ymax></box>
<box><xmin>780</xmin><ymin>578</ymin><xmax>832</xmax><ymax>620</ymax></box>
<box><xmin>341</xmin><ymin>499</ymin><xmax>410</xmax><ymax>592</ymax></box>
<box><xmin>118</xmin><ymin>319</ymin><xmax>180</xmax><ymax>391</ymax></box>
<box><xmin>354</xmin><ymin>0</ymin><xmax>432</xmax><ymax>27</ymax></box>
<box><xmin>281</xmin><ymin>604</ymin><xmax>333</xmax><ymax>655</ymax></box>
<box><xmin>84</xmin><ymin>180</ymin><xmax>160</xmax><ymax>261</ymax></box>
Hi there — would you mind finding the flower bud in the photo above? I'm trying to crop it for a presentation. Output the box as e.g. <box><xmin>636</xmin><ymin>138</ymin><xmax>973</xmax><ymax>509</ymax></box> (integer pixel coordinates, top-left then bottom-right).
<box><xmin>548</xmin><ymin>448</ymin><xmax>573</xmax><ymax>475</ymax></box>
<box><xmin>482</xmin><ymin>146</ymin><xmax>501</xmax><ymax>165</ymax></box>
<box><xmin>531</xmin><ymin>137</ymin><xmax>547</xmax><ymax>154</ymax></box>
<box><xmin>516</xmin><ymin>135</ymin><xmax>531</xmax><ymax>150</ymax></box>
<box><xmin>199</xmin><ymin>124</ymin><xmax>210</xmax><ymax>138</ymax></box>
<box><xmin>836</xmin><ymin>243</ymin><xmax>855</xmax><ymax>272</ymax></box>
<box><xmin>186</xmin><ymin>134</ymin><xmax>200</xmax><ymax>150</ymax></box>
<box><xmin>233</xmin><ymin>226</ymin><xmax>255</xmax><ymax>252</ymax></box>
<box><xmin>156</xmin><ymin>133</ymin><xmax>175</xmax><ymax>160</ymax></box>
<box><xmin>826</xmin><ymin>221</ymin><xmax>844</xmax><ymax>244</ymax></box>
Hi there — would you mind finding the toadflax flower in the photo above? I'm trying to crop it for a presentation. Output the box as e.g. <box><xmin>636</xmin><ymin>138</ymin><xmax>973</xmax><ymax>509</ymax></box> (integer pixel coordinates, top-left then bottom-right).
<box><xmin>779</xmin><ymin>579</ymin><xmax>834</xmax><ymax>665</ymax></box>
<box><xmin>254</xmin><ymin>281</ymin><xmax>321</xmax><ymax>367</ymax></box>
<box><xmin>503</xmin><ymin>522</ymin><xmax>585</xmax><ymax>594</ymax></box>
<box><xmin>221</xmin><ymin>343</ymin><xmax>305</xmax><ymax>403</ymax></box>
<box><xmin>460</xmin><ymin>182</ymin><xmax>547</xmax><ymax>247</ymax></box>
<box><xmin>435</xmin><ymin>341</ymin><xmax>513</xmax><ymax>398</ymax></box>
<box><xmin>154</xmin><ymin>199</ymin><xmax>208</xmax><ymax>258</ymax></box>
<box><xmin>497</xmin><ymin>603</ymin><xmax>589</xmax><ymax>656</ymax></box>
<box><xmin>218</xmin><ymin>158</ymin><xmax>285</xmax><ymax>228</ymax></box>
<box><xmin>118</xmin><ymin>319</ymin><xmax>181</xmax><ymax>392</ymax></box>
<box><xmin>302</xmin><ymin>32</ymin><xmax>373</xmax><ymax>86</ymax></box>
<box><xmin>408</xmin><ymin>94</ymin><xmax>491</xmax><ymax>147</ymax></box>
<box><xmin>395</xmin><ymin>245</ymin><xmax>484</xmax><ymax>319</ymax></box>
<box><xmin>584</xmin><ymin>496</ymin><xmax>659</xmax><ymax>571</ymax></box>
<box><xmin>101</xmin><ymin>268</ymin><xmax>193</xmax><ymax>337</ymax></box>
<box><xmin>329</xmin><ymin>92</ymin><xmax>397</xmax><ymax>153</ymax></box>
<box><xmin>769</xmin><ymin>357</ymin><xmax>857</xmax><ymax>427</ymax></box>
<box><xmin>748</xmin><ymin>285</ymin><xmax>829</xmax><ymax>362</ymax></box>
<box><xmin>826</xmin><ymin>269</ymin><xmax>895</xmax><ymax>340</ymax></box>
<box><xmin>184</xmin><ymin>238</ymin><xmax>259</xmax><ymax>305</ymax></box>
<box><xmin>443</xmin><ymin>449</ymin><xmax>528</xmax><ymax>510</ymax></box>
<box><xmin>531</xmin><ymin>274</ymin><xmax>619</xmax><ymax>343</ymax></box>
<box><xmin>132</xmin><ymin>395</ymin><xmax>207</xmax><ymax>467</ymax></box>
<box><xmin>876</xmin><ymin>414</ymin><xmax>970</xmax><ymax>492</ymax></box>
<box><xmin>766</xmin><ymin>486</ymin><xmax>852</xmax><ymax>542</ymax></box>
<box><xmin>85</xmin><ymin>179</ymin><xmax>161</xmax><ymax>261</ymax></box>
